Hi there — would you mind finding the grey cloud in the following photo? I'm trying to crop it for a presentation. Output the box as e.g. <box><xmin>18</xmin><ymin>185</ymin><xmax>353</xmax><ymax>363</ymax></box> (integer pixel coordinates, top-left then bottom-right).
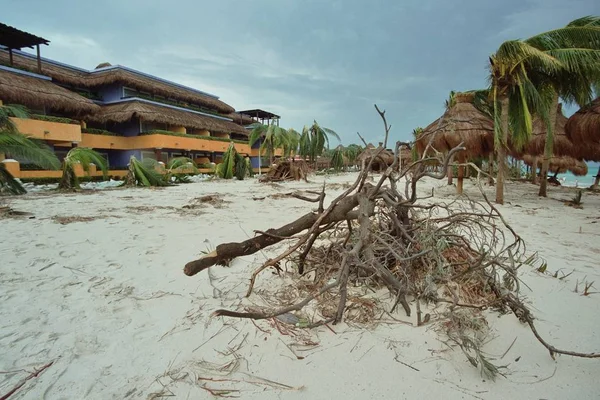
<box><xmin>3</xmin><ymin>0</ymin><xmax>600</xmax><ymax>144</ymax></box>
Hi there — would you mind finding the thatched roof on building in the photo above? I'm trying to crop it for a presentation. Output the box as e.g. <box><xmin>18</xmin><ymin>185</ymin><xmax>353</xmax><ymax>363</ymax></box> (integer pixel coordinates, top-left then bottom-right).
<box><xmin>0</xmin><ymin>50</ymin><xmax>235</xmax><ymax>114</ymax></box>
<box><xmin>358</xmin><ymin>143</ymin><xmax>395</xmax><ymax>169</ymax></box>
<box><xmin>87</xmin><ymin>101</ymin><xmax>248</xmax><ymax>135</ymax></box>
<box><xmin>415</xmin><ymin>92</ymin><xmax>494</xmax><ymax>159</ymax></box>
<box><xmin>85</xmin><ymin>69</ymin><xmax>235</xmax><ymax>114</ymax></box>
<box><xmin>514</xmin><ymin>104</ymin><xmax>576</xmax><ymax>158</ymax></box>
<box><xmin>226</xmin><ymin>112</ymin><xmax>256</xmax><ymax>126</ymax></box>
<box><xmin>0</xmin><ymin>69</ymin><xmax>99</xmax><ymax>115</ymax></box>
<box><xmin>565</xmin><ymin>97</ymin><xmax>600</xmax><ymax>161</ymax></box>
<box><xmin>522</xmin><ymin>155</ymin><xmax>588</xmax><ymax>176</ymax></box>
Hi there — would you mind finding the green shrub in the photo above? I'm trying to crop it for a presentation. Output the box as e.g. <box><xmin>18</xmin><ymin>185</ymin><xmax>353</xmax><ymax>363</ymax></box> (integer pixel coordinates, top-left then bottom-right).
<box><xmin>140</xmin><ymin>130</ymin><xmax>247</xmax><ymax>144</ymax></box>
<box><xmin>30</xmin><ymin>114</ymin><xmax>80</xmax><ymax>125</ymax></box>
<box><xmin>82</xmin><ymin>128</ymin><xmax>123</xmax><ymax>136</ymax></box>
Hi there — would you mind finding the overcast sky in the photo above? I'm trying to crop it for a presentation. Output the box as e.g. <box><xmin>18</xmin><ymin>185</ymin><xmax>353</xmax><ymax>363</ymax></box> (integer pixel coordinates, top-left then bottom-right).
<box><xmin>3</xmin><ymin>0</ymin><xmax>599</xmax><ymax>145</ymax></box>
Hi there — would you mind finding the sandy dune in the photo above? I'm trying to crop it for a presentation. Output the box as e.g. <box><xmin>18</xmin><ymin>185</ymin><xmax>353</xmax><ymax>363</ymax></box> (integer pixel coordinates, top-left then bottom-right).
<box><xmin>1</xmin><ymin>173</ymin><xmax>599</xmax><ymax>399</ymax></box>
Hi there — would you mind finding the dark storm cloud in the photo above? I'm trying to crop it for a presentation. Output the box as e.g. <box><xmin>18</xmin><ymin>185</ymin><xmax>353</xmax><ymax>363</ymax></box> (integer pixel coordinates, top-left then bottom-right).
<box><xmin>3</xmin><ymin>0</ymin><xmax>599</xmax><ymax>144</ymax></box>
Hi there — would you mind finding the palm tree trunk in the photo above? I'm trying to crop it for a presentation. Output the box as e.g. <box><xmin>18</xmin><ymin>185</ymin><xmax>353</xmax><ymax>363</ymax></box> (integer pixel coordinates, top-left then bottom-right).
<box><xmin>538</xmin><ymin>94</ymin><xmax>559</xmax><ymax>197</ymax></box>
<box><xmin>531</xmin><ymin>156</ymin><xmax>538</xmax><ymax>183</ymax></box>
<box><xmin>593</xmin><ymin>167</ymin><xmax>600</xmax><ymax>189</ymax></box>
<box><xmin>488</xmin><ymin>153</ymin><xmax>494</xmax><ymax>185</ymax></box>
<box><xmin>457</xmin><ymin>154</ymin><xmax>465</xmax><ymax>194</ymax></box>
<box><xmin>495</xmin><ymin>96</ymin><xmax>509</xmax><ymax>204</ymax></box>
<box><xmin>447</xmin><ymin>164</ymin><xmax>453</xmax><ymax>185</ymax></box>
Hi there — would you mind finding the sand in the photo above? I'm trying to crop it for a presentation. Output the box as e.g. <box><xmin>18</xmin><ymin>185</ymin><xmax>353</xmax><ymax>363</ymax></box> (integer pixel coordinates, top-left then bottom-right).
<box><xmin>1</xmin><ymin>173</ymin><xmax>599</xmax><ymax>399</ymax></box>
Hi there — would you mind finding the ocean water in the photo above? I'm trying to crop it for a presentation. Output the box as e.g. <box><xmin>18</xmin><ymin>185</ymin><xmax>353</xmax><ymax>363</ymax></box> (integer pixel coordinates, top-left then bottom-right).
<box><xmin>558</xmin><ymin>162</ymin><xmax>599</xmax><ymax>188</ymax></box>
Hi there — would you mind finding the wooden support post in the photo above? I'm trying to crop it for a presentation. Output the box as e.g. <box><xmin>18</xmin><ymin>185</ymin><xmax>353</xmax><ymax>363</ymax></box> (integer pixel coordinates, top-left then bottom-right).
<box><xmin>36</xmin><ymin>44</ymin><xmax>42</xmax><ymax>74</ymax></box>
<box><xmin>447</xmin><ymin>163</ymin><xmax>453</xmax><ymax>185</ymax></box>
<box><xmin>8</xmin><ymin>48</ymin><xmax>13</xmax><ymax>65</ymax></box>
<box><xmin>457</xmin><ymin>154</ymin><xmax>465</xmax><ymax>194</ymax></box>
<box><xmin>154</xmin><ymin>148</ymin><xmax>162</xmax><ymax>161</ymax></box>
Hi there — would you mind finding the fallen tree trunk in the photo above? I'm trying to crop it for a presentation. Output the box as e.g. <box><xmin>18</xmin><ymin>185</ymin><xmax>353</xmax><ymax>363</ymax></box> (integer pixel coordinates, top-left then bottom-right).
<box><xmin>184</xmin><ymin>191</ymin><xmax>370</xmax><ymax>276</ymax></box>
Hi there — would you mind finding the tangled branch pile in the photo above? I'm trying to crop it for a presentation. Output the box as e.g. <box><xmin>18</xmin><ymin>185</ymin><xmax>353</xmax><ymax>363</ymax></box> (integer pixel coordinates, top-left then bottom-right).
<box><xmin>259</xmin><ymin>160</ymin><xmax>310</xmax><ymax>182</ymax></box>
<box><xmin>184</xmin><ymin>106</ymin><xmax>599</xmax><ymax>378</ymax></box>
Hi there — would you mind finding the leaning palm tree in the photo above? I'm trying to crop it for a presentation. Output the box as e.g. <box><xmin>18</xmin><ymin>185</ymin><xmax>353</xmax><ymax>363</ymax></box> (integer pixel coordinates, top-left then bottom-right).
<box><xmin>125</xmin><ymin>156</ymin><xmax>168</xmax><ymax>187</ymax></box>
<box><xmin>330</xmin><ymin>145</ymin><xmax>345</xmax><ymax>171</ymax></box>
<box><xmin>489</xmin><ymin>21</ymin><xmax>600</xmax><ymax>203</ymax></box>
<box><xmin>283</xmin><ymin>128</ymin><xmax>301</xmax><ymax>159</ymax></box>
<box><xmin>298</xmin><ymin>121</ymin><xmax>341</xmax><ymax>165</ymax></box>
<box><xmin>166</xmin><ymin>156</ymin><xmax>198</xmax><ymax>183</ymax></box>
<box><xmin>0</xmin><ymin>104</ymin><xmax>60</xmax><ymax>194</ymax></box>
<box><xmin>58</xmin><ymin>147</ymin><xmax>108</xmax><ymax>190</ymax></box>
<box><xmin>248</xmin><ymin>123</ymin><xmax>289</xmax><ymax>166</ymax></box>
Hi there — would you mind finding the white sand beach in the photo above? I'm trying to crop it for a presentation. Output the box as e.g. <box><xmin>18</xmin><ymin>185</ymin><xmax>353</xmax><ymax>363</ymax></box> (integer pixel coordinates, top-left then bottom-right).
<box><xmin>1</xmin><ymin>174</ymin><xmax>599</xmax><ymax>399</ymax></box>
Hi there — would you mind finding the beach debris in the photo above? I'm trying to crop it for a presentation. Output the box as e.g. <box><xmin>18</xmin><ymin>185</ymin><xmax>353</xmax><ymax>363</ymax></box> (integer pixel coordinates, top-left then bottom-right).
<box><xmin>52</xmin><ymin>215</ymin><xmax>101</xmax><ymax>224</ymax></box>
<box><xmin>183</xmin><ymin>194</ymin><xmax>230</xmax><ymax>209</ymax></box>
<box><xmin>184</xmin><ymin>105</ymin><xmax>600</xmax><ymax>378</ymax></box>
<box><xmin>0</xmin><ymin>360</ymin><xmax>54</xmax><ymax>400</ymax></box>
<box><xmin>259</xmin><ymin>160</ymin><xmax>309</xmax><ymax>182</ymax></box>
<box><xmin>0</xmin><ymin>206</ymin><xmax>34</xmax><ymax>219</ymax></box>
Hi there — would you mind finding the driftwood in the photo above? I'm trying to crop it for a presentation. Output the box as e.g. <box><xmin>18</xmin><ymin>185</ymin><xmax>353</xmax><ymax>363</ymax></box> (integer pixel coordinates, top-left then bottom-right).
<box><xmin>184</xmin><ymin>105</ymin><xmax>600</xmax><ymax>377</ymax></box>
<box><xmin>258</xmin><ymin>160</ymin><xmax>309</xmax><ymax>182</ymax></box>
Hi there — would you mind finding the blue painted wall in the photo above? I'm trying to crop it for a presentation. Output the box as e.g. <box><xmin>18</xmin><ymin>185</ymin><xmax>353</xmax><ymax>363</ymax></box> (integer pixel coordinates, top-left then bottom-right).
<box><xmin>106</xmin><ymin>150</ymin><xmax>140</xmax><ymax>168</ymax></box>
<box><xmin>97</xmin><ymin>83</ymin><xmax>123</xmax><ymax>102</ymax></box>
<box><xmin>106</xmin><ymin>120</ymin><xmax>140</xmax><ymax>137</ymax></box>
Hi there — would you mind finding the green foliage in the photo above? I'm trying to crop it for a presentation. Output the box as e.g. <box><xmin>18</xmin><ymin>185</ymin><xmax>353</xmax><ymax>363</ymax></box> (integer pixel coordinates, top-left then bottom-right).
<box><xmin>0</xmin><ymin>163</ymin><xmax>26</xmax><ymax>195</ymax></box>
<box><xmin>140</xmin><ymin>130</ymin><xmax>246</xmax><ymax>144</ymax></box>
<box><xmin>234</xmin><ymin>152</ymin><xmax>247</xmax><ymax>180</ymax></box>
<box><xmin>127</xmin><ymin>156</ymin><xmax>168</xmax><ymax>187</ymax></box>
<box><xmin>330</xmin><ymin>146</ymin><xmax>345</xmax><ymax>171</ymax></box>
<box><xmin>216</xmin><ymin>143</ymin><xmax>236</xmax><ymax>179</ymax></box>
<box><xmin>58</xmin><ymin>147</ymin><xmax>109</xmax><ymax>190</ymax></box>
<box><xmin>30</xmin><ymin>114</ymin><xmax>80</xmax><ymax>125</ymax></box>
<box><xmin>0</xmin><ymin>104</ymin><xmax>29</xmax><ymax>134</ymax></box>
<box><xmin>344</xmin><ymin>144</ymin><xmax>363</xmax><ymax>164</ymax></box>
<box><xmin>81</xmin><ymin>128</ymin><xmax>123</xmax><ymax>136</ymax></box>
<box><xmin>298</xmin><ymin>121</ymin><xmax>341</xmax><ymax>163</ymax></box>
<box><xmin>248</xmin><ymin>123</ymin><xmax>292</xmax><ymax>164</ymax></box>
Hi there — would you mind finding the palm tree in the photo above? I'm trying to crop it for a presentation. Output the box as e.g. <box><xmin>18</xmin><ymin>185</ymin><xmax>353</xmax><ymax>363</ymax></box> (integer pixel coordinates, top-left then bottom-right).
<box><xmin>298</xmin><ymin>121</ymin><xmax>341</xmax><ymax>165</ymax></box>
<box><xmin>125</xmin><ymin>156</ymin><xmax>168</xmax><ymax>187</ymax></box>
<box><xmin>248</xmin><ymin>123</ymin><xmax>289</xmax><ymax>166</ymax></box>
<box><xmin>0</xmin><ymin>104</ymin><xmax>60</xmax><ymax>194</ymax></box>
<box><xmin>489</xmin><ymin>21</ymin><xmax>600</xmax><ymax>204</ymax></box>
<box><xmin>330</xmin><ymin>145</ymin><xmax>345</xmax><ymax>171</ymax></box>
<box><xmin>535</xmin><ymin>17</ymin><xmax>600</xmax><ymax>197</ymax></box>
<box><xmin>283</xmin><ymin>129</ymin><xmax>301</xmax><ymax>159</ymax></box>
<box><xmin>166</xmin><ymin>156</ymin><xmax>199</xmax><ymax>183</ymax></box>
<box><xmin>58</xmin><ymin>147</ymin><xmax>108</xmax><ymax>190</ymax></box>
<box><xmin>344</xmin><ymin>144</ymin><xmax>363</xmax><ymax>167</ymax></box>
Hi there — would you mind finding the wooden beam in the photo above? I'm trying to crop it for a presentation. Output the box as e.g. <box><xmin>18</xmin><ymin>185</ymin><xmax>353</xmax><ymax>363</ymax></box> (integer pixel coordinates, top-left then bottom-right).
<box><xmin>36</xmin><ymin>44</ymin><xmax>42</xmax><ymax>73</ymax></box>
<box><xmin>8</xmin><ymin>48</ymin><xmax>13</xmax><ymax>65</ymax></box>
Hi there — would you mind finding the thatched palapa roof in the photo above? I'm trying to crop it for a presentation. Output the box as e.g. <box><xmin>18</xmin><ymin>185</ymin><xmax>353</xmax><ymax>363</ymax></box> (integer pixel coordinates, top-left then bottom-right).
<box><xmin>0</xmin><ymin>69</ymin><xmax>99</xmax><ymax>114</ymax></box>
<box><xmin>565</xmin><ymin>97</ymin><xmax>600</xmax><ymax>162</ymax></box>
<box><xmin>358</xmin><ymin>143</ymin><xmax>395</xmax><ymax>170</ymax></box>
<box><xmin>522</xmin><ymin>154</ymin><xmax>588</xmax><ymax>176</ymax></box>
<box><xmin>416</xmin><ymin>92</ymin><xmax>494</xmax><ymax>159</ymax></box>
<box><xmin>87</xmin><ymin>101</ymin><xmax>248</xmax><ymax>135</ymax></box>
<box><xmin>226</xmin><ymin>112</ymin><xmax>256</xmax><ymax>126</ymax></box>
<box><xmin>514</xmin><ymin>104</ymin><xmax>576</xmax><ymax>158</ymax></box>
<box><xmin>0</xmin><ymin>50</ymin><xmax>235</xmax><ymax>114</ymax></box>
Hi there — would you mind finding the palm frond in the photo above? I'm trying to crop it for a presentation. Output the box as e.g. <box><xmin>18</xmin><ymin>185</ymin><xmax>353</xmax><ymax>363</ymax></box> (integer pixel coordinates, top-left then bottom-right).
<box><xmin>128</xmin><ymin>156</ymin><xmax>167</xmax><ymax>187</ymax></box>
<box><xmin>0</xmin><ymin>162</ymin><xmax>26</xmax><ymax>195</ymax></box>
<box><xmin>0</xmin><ymin>104</ymin><xmax>29</xmax><ymax>134</ymax></box>
<box><xmin>168</xmin><ymin>157</ymin><xmax>198</xmax><ymax>172</ymax></box>
<box><xmin>0</xmin><ymin>132</ymin><xmax>60</xmax><ymax>170</ymax></box>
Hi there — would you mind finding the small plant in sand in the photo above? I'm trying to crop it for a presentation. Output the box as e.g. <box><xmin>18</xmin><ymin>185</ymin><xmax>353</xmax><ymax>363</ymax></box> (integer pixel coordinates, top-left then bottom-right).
<box><xmin>215</xmin><ymin>143</ymin><xmax>251</xmax><ymax>180</ymax></box>
<box><xmin>166</xmin><ymin>157</ymin><xmax>198</xmax><ymax>183</ymax></box>
<box><xmin>125</xmin><ymin>156</ymin><xmax>168</xmax><ymax>187</ymax></box>
<box><xmin>58</xmin><ymin>147</ymin><xmax>108</xmax><ymax>190</ymax></box>
<box><xmin>0</xmin><ymin>104</ymin><xmax>60</xmax><ymax>194</ymax></box>
<box><xmin>184</xmin><ymin>105</ymin><xmax>600</xmax><ymax>379</ymax></box>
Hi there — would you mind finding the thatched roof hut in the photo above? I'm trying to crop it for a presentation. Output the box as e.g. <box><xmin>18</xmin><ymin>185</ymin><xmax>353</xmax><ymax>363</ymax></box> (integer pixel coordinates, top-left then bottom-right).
<box><xmin>87</xmin><ymin>101</ymin><xmax>248</xmax><ymax>135</ymax></box>
<box><xmin>0</xmin><ymin>50</ymin><xmax>235</xmax><ymax>114</ymax></box>
<box><xmin>565</xmin><ymin>97</ymin><xmax>600</xmax><ymax>161</ymax></box>
<box><xmin>522</xmin><ymin>155</ymin><xmax>588</xmax><ymax>176</ymax></box>
<box><xmin>0</xmin><ymin>69</ymin><xmax>99</xmax><ymax>115</ymax></box>
<box><xmin>513</xmin><ymin>104</ymin><xmax>576</xmax><ymax>158</ymax></box>
<box><xmin>415</xmin><ymin>92</ymin><xmax>494</xmax><ymax>159</ymax></box>
<box><xmin>358</xmin><ymin>143</ymin><xmax>395</xmax><ymax>171</ymax></box>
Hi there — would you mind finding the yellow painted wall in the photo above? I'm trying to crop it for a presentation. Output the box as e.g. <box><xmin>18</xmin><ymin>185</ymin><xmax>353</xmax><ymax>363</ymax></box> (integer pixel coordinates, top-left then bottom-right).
<box><xmin>169</xmin><ymin>126</ymin><xmax>186</xmax><ymax>134</ymax></box>
<box><xmin>213</xmin><ymin>132</ymin><xmax>229</xmax><ymax>139</ymax></box>
<box><xmin>80</xmin><ymin>133</ymin><xmax>251</xmax><ymax>154</ymax></box>
<box><xmin>11</xmin><ymin>118</ymin><xmax>81</xmax><ymax>143</ymax></box>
